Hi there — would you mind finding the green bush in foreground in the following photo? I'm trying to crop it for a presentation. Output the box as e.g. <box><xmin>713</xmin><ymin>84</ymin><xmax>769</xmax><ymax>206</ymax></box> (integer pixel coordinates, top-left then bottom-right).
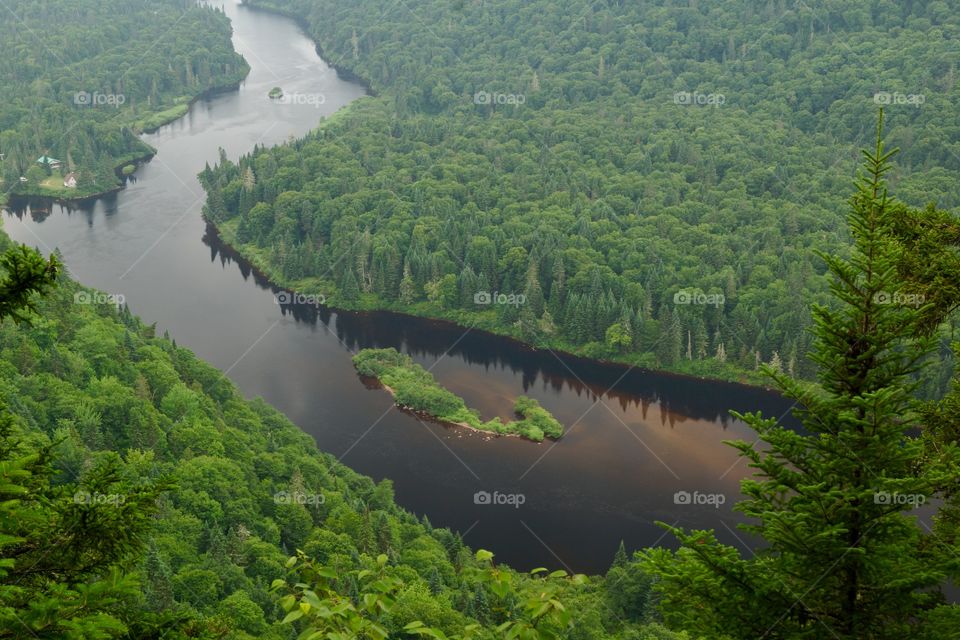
<box><xmin>353</xmin><ymin>348</ymin><xmax>563</xmax><ymax>441</ymax></box>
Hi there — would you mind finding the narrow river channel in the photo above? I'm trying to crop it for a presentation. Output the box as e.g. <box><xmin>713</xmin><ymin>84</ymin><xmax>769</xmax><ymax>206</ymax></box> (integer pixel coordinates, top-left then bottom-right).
<box><xmin>2</xmin><ymin>0</ymin><xmax>797</xmax><ymax>573</ymax></box>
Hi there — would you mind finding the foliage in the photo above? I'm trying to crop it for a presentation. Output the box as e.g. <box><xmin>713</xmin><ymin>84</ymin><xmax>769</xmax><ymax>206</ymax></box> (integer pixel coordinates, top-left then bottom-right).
<box><xmin>353</xmin><ymin>348</ymin><xmax>563</xmax><ymax>440</ymax></box>
<box><xmin>273</xmin><ymin>549</ymin><xmax>595</xmax><ymax>640</ymax></box>
<box><xmin>0</xmin><ymin>230</ymin><xmax>667</xmax><ymax>638</ymax></box>
<box><xmin>0</xmin><ymin>246</ymin><xmax>59</xmax><ymax>324</ymax></box>
<box><xmin>512</xmin><ymin>396</ymin><xmax>563</xmax><ymax>441</ymax></box>
<box><xmin>0</xmin><ymin>0</ymin><xmax>248</xmax><ymax>201</ymax></box>
<box><xmin>641</xmin><ymin>119</ymin><xmax>960</xmax><ymax>638</ymax></box>
<box><xmin>0</xmin><ymin>243</ymin><xmax>175</xmax><ymax>638</ymax></box>
<box><xmin>200</xmin><ymin>0</ymin><xmax>960</xmax><ymax>388</ymax></box>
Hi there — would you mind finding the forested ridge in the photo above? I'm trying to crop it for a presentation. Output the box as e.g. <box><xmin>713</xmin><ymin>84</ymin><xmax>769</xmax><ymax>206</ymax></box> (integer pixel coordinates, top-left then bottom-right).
<box><xmin>201</xmin><ymin>0</ymin><xmax>960</xmax><ymax>386</ymax></box>
<box><xmin>0</xmin><ymin>0</ymin><xmax>248</xmax><ymax>202</ymax></box>
<box><xmin>0</xmin><ymin>229</ymin><xmax>674</xmax><ymax>638</ymax></box>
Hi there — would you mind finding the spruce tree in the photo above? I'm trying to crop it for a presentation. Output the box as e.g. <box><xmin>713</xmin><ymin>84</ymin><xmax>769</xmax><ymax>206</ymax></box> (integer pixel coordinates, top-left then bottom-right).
<box><xmin>642</xmin><ymin>115</ymin><xmax>960</xmax><ymax>639</ymax></box>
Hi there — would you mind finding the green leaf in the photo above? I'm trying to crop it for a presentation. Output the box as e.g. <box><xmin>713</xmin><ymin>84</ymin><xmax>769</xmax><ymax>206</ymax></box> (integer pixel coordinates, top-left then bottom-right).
<box><xmin>281</xmin><ymin>609</ymin><xmax>304</xmax><ymax>624</ymax></box>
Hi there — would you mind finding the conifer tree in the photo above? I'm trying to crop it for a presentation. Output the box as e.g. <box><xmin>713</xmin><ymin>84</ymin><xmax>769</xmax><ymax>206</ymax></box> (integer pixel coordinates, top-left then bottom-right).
<box><xmin>642</xmin><ymin>115</ymin><xmax>960</xmax><ymax>639</ymax></box>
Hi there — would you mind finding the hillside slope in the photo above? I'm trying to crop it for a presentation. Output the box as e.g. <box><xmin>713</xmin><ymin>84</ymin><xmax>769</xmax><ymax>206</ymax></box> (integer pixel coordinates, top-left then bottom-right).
<box><xmin>201</xmin><ymin>0</ymin><xmax>960</xmax><ymax>386</ymax></box>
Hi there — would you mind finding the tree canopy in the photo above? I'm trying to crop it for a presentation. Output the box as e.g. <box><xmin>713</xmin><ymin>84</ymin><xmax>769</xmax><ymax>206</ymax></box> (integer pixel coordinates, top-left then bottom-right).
<box><xmin>0</xmin><ymin>0</ymin><xmax>248</xmax><ymax>201</ymax></box>
<box><xmin>0</xmin><ymin>230</ymin><xmax>670</xmax><ymax>638</ymax></box>
<box><xmin>200</xmin><ymin>0</ymin><xmax>960</xmax><ymax>388</ymax></box>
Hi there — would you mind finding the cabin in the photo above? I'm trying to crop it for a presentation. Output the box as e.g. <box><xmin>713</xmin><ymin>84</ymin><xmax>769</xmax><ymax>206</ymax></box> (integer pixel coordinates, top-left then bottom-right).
<box><xmin>37</xmin><ymin>156</ymin><xmax>62</xmax><ymax>170</ymax></box>
<box><xmin>63</xmin><ymin>172</ymin><xmax>78</xmax><ymax>188</ymax></box>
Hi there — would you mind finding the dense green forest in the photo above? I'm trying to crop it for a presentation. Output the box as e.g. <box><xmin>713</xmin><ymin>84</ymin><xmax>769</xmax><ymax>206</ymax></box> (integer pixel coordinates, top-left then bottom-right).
<box><xmin>6</xmin><ymin>124</ymin><xmax>960</xmax><ymax>637</ymax></box>
<box><xmin>0</xmin><ymin>0</ymin><xmax>247</xmax><ymax>202</ymax></box>
<box><xmin>201</xmin><ymin>0</ymin><xmax>960</xmax><ymax>386</ymax></box>
<box><xmin>353</xmin><ymin>347</ymin><xmax>563</xmax><ymax>441</ymax></box>
<box><xmin>0</xmin><ymin>229</ymin><xmax>674</xmax><ymax>638</ymax></box>
<box><xmin>5</xmin><ymin>0</ymin><xmax>960</xmax><ymax>635</ymax></box>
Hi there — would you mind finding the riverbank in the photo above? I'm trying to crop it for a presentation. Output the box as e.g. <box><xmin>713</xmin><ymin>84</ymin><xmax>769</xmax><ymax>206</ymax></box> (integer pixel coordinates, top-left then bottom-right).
<box><xmin>2</xmin><ymin>148</ymin><xmax>159</xmax><ymax>207</ymax></box>
<box><xmin>209</xmin><ymin>215</ymin><xmax>774</xmax><ymax>392</ymax></box>
<box><xmin>137</xmin><ymin>78</ymin><xmax>250</xmax><ymax>134</ymax></box>
<box><xmin>379</xmin><ymin>382</ymin><xmax>520</xmax><ymax>439</ymax></box>
<box><xmin>2</xmin><ymin>75</ymin><xmax>249</xmax><ymax>208</ymax></box>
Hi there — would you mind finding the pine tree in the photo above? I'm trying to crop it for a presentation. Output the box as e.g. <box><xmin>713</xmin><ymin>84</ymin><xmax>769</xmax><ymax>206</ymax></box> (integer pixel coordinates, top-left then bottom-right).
<box><xmin>428</xmin><ymin>566</ymin><xmax>443</xmax><ymax>595</ymax></box>
<box><xmin>142</xmin><ymin>546</ymin><xmax>175</xmax><ymax>612</ymax></box>
<box><xmin>399</xmin><ymin>265</ymin><xmax>418</xmax><ymax>305</ymax></box>
<box><xmin>339</xmin><ymin>266</ymin><xmax>361</xmax><ymax>302</ymax></box>
<box><xmin>656</xmin><ymin>306</ymin><xmax>682</xmax><ymax>366</ymax></box>
<box><xmin>714</xmin><ymin>341</ymin><xmax>726</xmax><ymax>363</ymax></box>
<box><xmin>472</xmin><ymin>583</ymin><xmax>490</xmax><ymax>623</ymax></box>
<box><xmin>695</xmin><ymin>322</ymin><xmax>709</xmax><ymax>360</ymax></box>
<box><xmin>612</xmin><ymin>540</ymin><xmax>628</xmax><ymax>569</ymax></box>
<box><xmin>768</xmin><ymin>350</ymin><xmax>782</xmax><ymax>373</ymax></box>
<box><xmin>643</xmin><ymin>115</ymin><xmax>960</xmax><ymax>639</ymax></box>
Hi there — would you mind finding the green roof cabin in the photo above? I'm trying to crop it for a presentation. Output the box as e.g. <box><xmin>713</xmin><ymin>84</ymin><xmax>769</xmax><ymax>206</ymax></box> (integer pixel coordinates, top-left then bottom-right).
<box><xmin>36</xmin><ymin>156</ymin><xmax>62</xmax><ymax>169</ymax></box>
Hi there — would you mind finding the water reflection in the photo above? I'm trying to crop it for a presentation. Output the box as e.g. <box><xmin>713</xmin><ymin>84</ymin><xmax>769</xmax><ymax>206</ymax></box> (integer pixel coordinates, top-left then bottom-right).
<box><xmin>204</xmin><ymin>221</ymin><xmax>796</xmax><ymax>431</ymax></box>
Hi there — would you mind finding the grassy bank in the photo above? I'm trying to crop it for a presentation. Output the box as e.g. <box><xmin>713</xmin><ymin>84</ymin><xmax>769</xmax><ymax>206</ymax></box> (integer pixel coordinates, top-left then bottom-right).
<box><xmin>353</xmin><ymin>347</ymin><xmax>563</xmax><ymax>441</ymax></box>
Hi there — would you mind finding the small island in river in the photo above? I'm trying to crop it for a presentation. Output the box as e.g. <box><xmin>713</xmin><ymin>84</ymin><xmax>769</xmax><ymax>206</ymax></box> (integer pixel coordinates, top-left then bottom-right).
<box><xmin>353</xmin><ymin>348</ymin><xmax>563</xmax><ymax>442</ymax></box>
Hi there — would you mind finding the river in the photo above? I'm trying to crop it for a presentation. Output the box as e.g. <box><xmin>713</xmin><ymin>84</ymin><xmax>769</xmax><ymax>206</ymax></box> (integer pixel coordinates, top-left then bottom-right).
<box><xmin>2</xmin><ymin>0</ymin><xmax>797</xmax><ymax>573</ymax></box>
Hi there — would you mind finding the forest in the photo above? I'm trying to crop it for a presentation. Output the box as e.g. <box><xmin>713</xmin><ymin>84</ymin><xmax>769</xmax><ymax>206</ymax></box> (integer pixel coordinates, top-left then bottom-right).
<box><xmin>0</xmin><ymin>229</ymin><xmax>674</xmax><ymax>638</ymax></box>
<box><xmin>4</xmin><ymin>0</ymin><xmax>960</xmax><ymax>638</ymax></box>
<box><xmin>6</xmin><ymin>122</ymin><xmax>960</xmax><ymax>638</ymax></box>
<box><xmin>0</xmin><ymin>0</ymin><xmax>247</xmax><ymax>202</ymax></box>
<box><xmin>201</xmin><ymin>0</ymin><xmax>960</xmax><ymax>388</ymax></box>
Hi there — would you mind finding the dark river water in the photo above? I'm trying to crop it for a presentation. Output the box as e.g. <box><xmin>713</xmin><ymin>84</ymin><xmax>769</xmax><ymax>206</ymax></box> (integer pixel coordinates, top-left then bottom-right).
<box><xmin>2</xmin><ymin>0</ymin><xmax>797</xmax><ymax>573</ymax></box>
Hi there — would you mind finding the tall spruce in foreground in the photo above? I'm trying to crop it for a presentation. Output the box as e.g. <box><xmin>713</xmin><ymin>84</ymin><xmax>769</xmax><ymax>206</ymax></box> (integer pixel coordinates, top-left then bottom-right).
<box><xmin>642</xmin><ymin>115</ymin><xmax>960</xmax><ymax>639</ymax></box>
